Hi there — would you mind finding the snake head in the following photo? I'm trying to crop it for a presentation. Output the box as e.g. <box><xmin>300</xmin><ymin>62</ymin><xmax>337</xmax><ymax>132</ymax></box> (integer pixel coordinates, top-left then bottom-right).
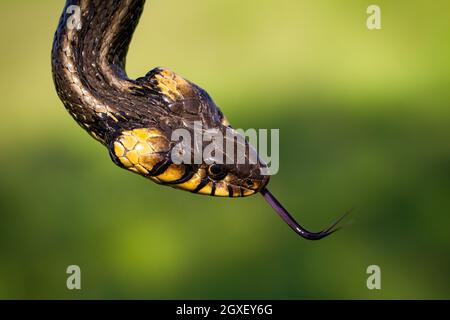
<box><xmin>110</xmin><ymin>125</ymin><xmax>270</xmax><ymax>197</ymax></box>
<box><xmin>108</xmin><ymin>67</ymin><xmax>270</xmax><ymax>197</ymax></box>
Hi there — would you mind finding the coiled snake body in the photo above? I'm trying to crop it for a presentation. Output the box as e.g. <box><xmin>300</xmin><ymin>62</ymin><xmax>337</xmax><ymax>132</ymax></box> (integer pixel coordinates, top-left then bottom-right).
<box><xmin>52</xmin><ymin>0</ymin><xmax>347</xmax><ymax>240</ymax></box>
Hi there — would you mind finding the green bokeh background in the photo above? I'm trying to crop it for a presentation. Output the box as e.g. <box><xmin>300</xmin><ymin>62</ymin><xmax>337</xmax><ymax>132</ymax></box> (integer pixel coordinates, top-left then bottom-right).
<box><xmin>0</xmin><ymin>0</ymin><xmax>449</xmax><ymax>299</ymax></box>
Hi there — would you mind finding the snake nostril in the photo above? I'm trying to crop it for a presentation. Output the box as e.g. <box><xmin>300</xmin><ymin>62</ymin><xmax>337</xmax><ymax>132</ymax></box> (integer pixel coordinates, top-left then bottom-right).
<box><xmin>245</xmin><ymin>179</ymin><xmax>254</xmax><ymax>188</ymax></box>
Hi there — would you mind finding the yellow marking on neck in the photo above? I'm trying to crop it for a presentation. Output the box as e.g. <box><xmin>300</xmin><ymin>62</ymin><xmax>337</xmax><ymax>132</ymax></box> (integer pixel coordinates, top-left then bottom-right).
<box><xmin>135</xmin><ymin>142</ymin><xmax>152</xmax><ymax>155</ymax></box>
<box><xmin>120</xmin><ymin>135</ymin><xmax>138</xmax><ymax>150</ymax></box>
<box><xmin>132</xmin><ymin>128</ymin><xmax>151</xmax><ymax>140</ymax></box>
<box><xmin>154</xmin><ymin>68</ymin><xmax>191</xmax><ymax>102</ymax></box>
<box><xmin>119</xmin><ymin>157</ymin><xmax>132</xmax><ymax>168</ymax></box>
<box><xmin>126</xmin><ymin>150</ymin><xmax>139</xmax><ymax>165</ymax></box>
<box><xmin>114</xmin><ymin>142</ymin><xmax>125</xmax><ymax>157</ymax></box>
<box><xmin>113</xmin><ymin>128</ymin><xmax>168</xmax><ymax>175</ymax></box>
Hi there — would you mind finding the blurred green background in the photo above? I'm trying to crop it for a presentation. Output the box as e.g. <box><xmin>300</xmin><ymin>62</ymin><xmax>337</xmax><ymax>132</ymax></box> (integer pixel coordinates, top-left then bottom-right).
<box><xmin>0</xmin><ymin>0</ymin><xmax>449</xmax><ymax>299</ymax></box>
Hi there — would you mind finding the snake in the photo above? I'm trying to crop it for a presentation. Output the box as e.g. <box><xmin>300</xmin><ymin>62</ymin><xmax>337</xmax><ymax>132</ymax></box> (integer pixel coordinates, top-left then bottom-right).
<box><xmin>52</xmin><ymin>0</ymin><xmax>348</xmax><ymax>240</ymax></box>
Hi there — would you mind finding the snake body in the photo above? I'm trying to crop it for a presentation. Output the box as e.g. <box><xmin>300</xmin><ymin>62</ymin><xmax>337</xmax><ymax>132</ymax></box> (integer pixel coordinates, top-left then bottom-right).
<box><xmin>52</xmin><ymin>0</ymin><xmax>269</xmax><ymax>197</ymax></box>
<box><xmin>52</xmin><ymin>0</ymin><xmax>347</xmax><ymax>240</ymax></box>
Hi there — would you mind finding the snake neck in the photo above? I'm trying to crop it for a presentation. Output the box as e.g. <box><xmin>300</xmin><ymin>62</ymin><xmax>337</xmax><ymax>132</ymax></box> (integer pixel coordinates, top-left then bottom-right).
<box><xmin>52</xmin><ymin>0</ymin><xmax>146</xmax><ymax>143</ymax></box>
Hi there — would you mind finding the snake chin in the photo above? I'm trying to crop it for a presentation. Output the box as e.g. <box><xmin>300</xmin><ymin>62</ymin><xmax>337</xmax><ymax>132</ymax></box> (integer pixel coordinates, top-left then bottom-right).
<box><xmin>169</xmin><ymin>163</ymin><xmax>270</xmax><ymax>197</ymax></box>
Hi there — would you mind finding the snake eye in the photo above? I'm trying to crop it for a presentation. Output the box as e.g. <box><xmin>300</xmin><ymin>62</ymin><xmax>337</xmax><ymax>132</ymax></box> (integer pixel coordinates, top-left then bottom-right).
<box><xmin>207</xmin><ymin>164</ymin><xmax>227</xmax><ymax>180</ymax></box>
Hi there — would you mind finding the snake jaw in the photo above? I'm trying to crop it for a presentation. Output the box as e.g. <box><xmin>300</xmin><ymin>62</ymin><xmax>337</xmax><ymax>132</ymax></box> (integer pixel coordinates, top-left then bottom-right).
<box><xmin>112</xmin><ymin>128</ymin><xmax>170</xmax><ymax>176</ymax></box>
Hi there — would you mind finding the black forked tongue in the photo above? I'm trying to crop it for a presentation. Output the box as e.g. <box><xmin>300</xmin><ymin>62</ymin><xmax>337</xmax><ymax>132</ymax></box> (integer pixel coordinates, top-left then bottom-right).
<box><xmin>260</xmin><ymin>188</ymin><xmax>350</xmax><ymax>240</ymax></box>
